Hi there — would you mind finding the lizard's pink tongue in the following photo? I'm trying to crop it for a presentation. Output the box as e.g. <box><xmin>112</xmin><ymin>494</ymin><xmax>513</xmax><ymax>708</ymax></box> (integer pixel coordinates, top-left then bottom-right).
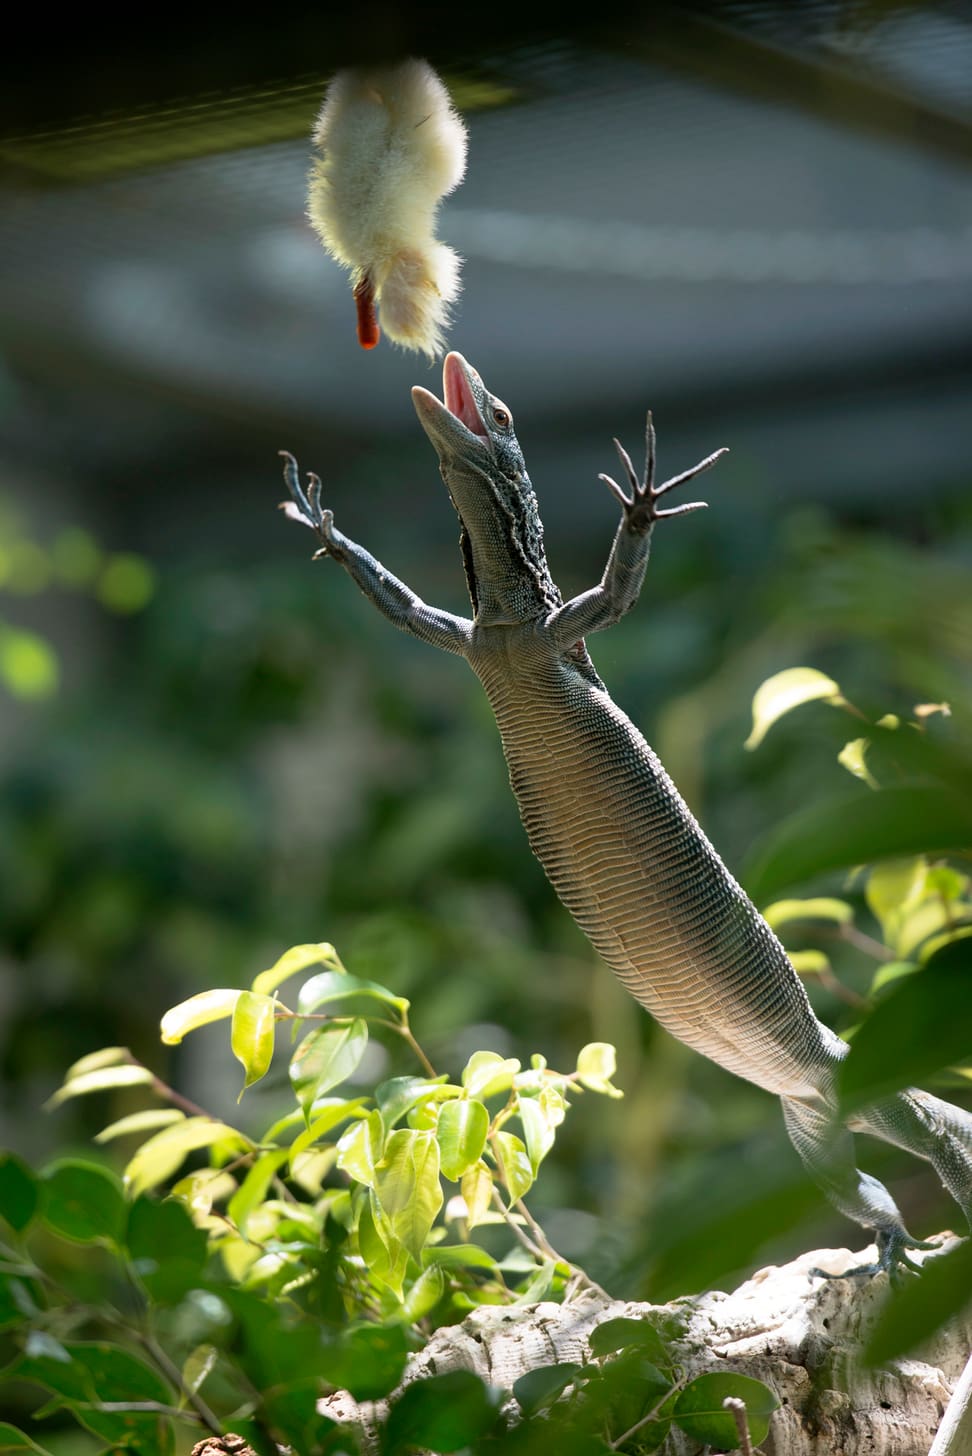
<box><xmin>443</xmin><ymin>353</ymin><xmax>488</xmax><ymax>441</ymax></box>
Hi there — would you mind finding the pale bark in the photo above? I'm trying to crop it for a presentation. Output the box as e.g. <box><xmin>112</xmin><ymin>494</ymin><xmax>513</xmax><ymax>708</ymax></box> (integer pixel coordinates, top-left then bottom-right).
<box><xmin>322</xmin><ymin>1239</ymin><xmax>972</xmax><ymax>1455</ymax></box>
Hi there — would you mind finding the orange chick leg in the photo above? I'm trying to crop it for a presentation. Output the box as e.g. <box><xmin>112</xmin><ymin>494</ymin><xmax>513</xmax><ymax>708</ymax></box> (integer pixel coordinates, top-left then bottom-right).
<box><xmin>353</xmin><ymin>277</ymin><xmax>380</xmax><ymax>349</ymax></box>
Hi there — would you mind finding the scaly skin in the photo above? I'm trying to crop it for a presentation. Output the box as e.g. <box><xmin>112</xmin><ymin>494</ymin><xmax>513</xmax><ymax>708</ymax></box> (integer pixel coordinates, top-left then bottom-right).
<box><xmin>279</xmin><ymin>353</ymin><xmax>972</xmax><ymax>1275</ymax></box>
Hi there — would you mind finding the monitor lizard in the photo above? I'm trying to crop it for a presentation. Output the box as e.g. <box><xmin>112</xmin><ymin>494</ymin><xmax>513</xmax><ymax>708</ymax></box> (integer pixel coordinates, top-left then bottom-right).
<box><xmin>279</xmin><ymin>350</ymin><xmax>972</xmax><ymax>1274</ymax></box>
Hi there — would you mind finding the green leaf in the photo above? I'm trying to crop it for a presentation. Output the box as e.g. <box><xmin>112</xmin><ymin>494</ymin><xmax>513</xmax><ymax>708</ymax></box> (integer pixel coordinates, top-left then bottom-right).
<box><xmin>63</xmin><ymin>1046</ymin><xmax>130</xmax><ymax>1079</ymax></box>
<box><xmin>425</xmin><ymin>1243</ymin><xmax>499</xmax><ymax>1274</ymax></box>
<box><xmin>377</xmin><ymin>1074</ymin><xmax>457</xmax><ymax>1131</ymax></box>
<box><xmin>227</xmin><ymin>1149</ymin><xmax>290</xmax><ymax>1234</ymax></box>
<box><xmin>838</xmin><ymin>939</ymin><xmax>972</xmax><ymax>1112</ymax></box>
<box><xmin>589</xmin><ymin>1316</ymin><xmax>671</xmax><ymax>1366</ymax></box>
<box><xmin>402</xmin><ymin>1263</ymin><xmax>446</xmax><ymax>1322</ymax></box>
<box><xmin>762</xmin><ymin>897</ymin><xmax>854</xmax><ymax>931</ymax></box>
<box><xmin>251</xmin><ymin>941</ymin><xmax>342</xmax><ymax>997</ymax></box>
<box><xmin>289</xmin><ymin>1097</ymin><xmax>370</xmax><ymax>1166</ymax></box>
<box><xmin>124</xmin><ymin>1117</ymin><xmax>249</xmax><ymax>1196</ymax></box>
<box><xmin>575</xmin><ymin>1042</ymin><xmax>623</xmax><ymax>1097</ymax></box>
<box><xmin>0</xmin><ymin>1153</ymin><xmax>38</xmax><ymax>1233</ymax></box>
<box><xmin>744</xmin><ymin>667</ymin><xmax>842</xmax><ymax>751</ymax></box>
<box><xmin>866</xmin><ymin>858</ymin><xmax>927</xmax><ymax>935</ymax></box>
<box><xmin>159</xmin><ymin>987</ymin><xmax>241</xmax><ymax>1045</ymax></box>
<box><xmin>673</xmin><ymin>1371</ymin><xmax>779</xmax><ymax>1447</ymax></box>
<box><xmin>376</xmin><ymin>1129</ymin><xmax>443</xmax><ymax>1260</ymax></box>
<box><xmin>319</xmin><ymin>1323</ymin><xmax>410</xmax><ymax>1401</ymax></box>
<box><xmin>0</xmin><ymin>626</ymin><xmax>58</xmax><ymax>700</ymax></box>
<box><xmin>744</xmin><ymin>786</ymin><xmax>972</xmax><ymax>901</ymax></box>
<box><xmin>94</xmin><ymin>1108</ymin><xmax>185</xmax><ymax>1142</ymax></box>
<box><xmin>45</xmin><ymin>1062</ymin><xmax>154</xmax><ymax>1107</ymax></box>
<box><xmin>437</xmin><ymin>1098</ymin><xmax>489</xmax><ymax>1180</ymax></box>
<box><xmin>385</xmin><ymin>1371</ymin><xmax>501</xmax><ymax>1454</ymax></box>
<box><xmin>127</xmin><ymin>1194</ymin><xmax>208</xmax><ymax>1301</ymax></box>
<box><xmin>40</xmin><ymin>1160</ymin><xmax>126</xmax><ymax>1245</ymax></box>
<box><xmin>357</xmin><ymin>1191</ymin><xmax>408</xmax><ymax>1298</ymax></box>
<box><xmin>298</xmin><ymin>968</ymin><xmax>409</xmax><ymax>1019</ymax></box>
<box><xmin>788</xmin><ymin>950</ymin><xmax>831</xmax><ymax>976</ymax></box>
<box><xmin>180</xmin><ymin>1343</ymin><xmax>217</xmax><ymax>1405</ymax></box>
<box><xmin>514</xmin><ymin>1362</ymin><xmax>583</xmax><ymax>1416</ymax></box>
<box><xmin>869</xmin><ymin>960</ymin><xmax>919</xmax><ymax>995</ymax></box>
<box><xmin>231</xmin><ymin>990</ymin><xmax>277</xmax><ymax>1093</ymax></box>
<box><xmin>289</xmin><ymin>1018</ymin><xmax>368</xmax><ymax>1119</ymax></box>
<box><xmin>865</xmin><ymin>1238</ymin><xmax>972</xmax><ymax>1363</ymax></box>
<box><xmin>461</xmin><ymin>1051</ymin><xmax>521</xmax><ymax>1100</ymax></box>
<box><xmin>838</xmin><ymin>736</ymin><xmax>879</xmax><ymax>788</ymax></box>
<box><xmin>9</xmin><ymin>1340</ymin><xmax>173</xmax><ymax>1449</ymax></box>
<box><xmin>492</xmin><ymin>1131</ymin><xmax>533</xmax><ymax>1203</ymax></box>
<box><xmin>460</xmin><ymin>1162</ymin><xmax>494</xmax><ymax>1228</ymax></box>
<box><xmin>0</xmin><ymin>1423</ymin><xmax>56</xmax><ymax>1453</ymax></box>
<box><xmin>335</xmin><ymin>1110</ymin><xmax>384</xmax><ymax>1188</ymax></box>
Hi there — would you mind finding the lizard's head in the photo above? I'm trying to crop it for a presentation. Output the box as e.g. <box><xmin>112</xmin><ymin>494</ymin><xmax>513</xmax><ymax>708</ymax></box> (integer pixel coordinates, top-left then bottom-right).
<box><xmin>411</xmin><ymin>353</ymin><xmax>560</xmax><ymax>622</ymax></box>
<box><xmin>411</xmin><ymin>352</ymin><xmax>525</xmax><ymax>481</ymax></box>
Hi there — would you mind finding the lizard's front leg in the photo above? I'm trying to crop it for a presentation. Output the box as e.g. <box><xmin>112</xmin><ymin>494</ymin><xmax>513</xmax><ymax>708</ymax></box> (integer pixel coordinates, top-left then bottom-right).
<box><xmin>279</xmin><ymin>451</ymin><xmax>472</xmax><ymax>656</ymax></box>
<box><xmin>544</xmin><ymin>416</ymin><xmax>727</xmax><ymax>650</ymax></box>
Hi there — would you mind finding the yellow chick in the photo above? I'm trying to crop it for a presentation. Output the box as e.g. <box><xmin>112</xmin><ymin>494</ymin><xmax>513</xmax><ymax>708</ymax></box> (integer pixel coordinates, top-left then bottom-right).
<box><xmin>308</xmin><ymin>59</ymin><xmax>468</xmax><ymax>359</ymax></box>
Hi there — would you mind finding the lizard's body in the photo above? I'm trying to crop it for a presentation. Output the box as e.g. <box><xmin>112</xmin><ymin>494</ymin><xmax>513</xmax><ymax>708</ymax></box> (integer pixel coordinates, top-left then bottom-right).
<box><xmin>281</xmin><ymin>351</ymin><xmax>972</xmax><ymax>1270</ymax></box>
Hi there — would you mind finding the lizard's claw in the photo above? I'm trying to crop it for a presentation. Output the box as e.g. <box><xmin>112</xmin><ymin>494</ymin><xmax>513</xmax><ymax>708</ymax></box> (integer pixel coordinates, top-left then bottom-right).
<box><xmin>278</xmin><ymin>450</ymin><xmax>339</xmax><ymax>555</ymax></box>
<box><xmin>599</xmin><ymin>413</ymin><xmax>728</xmax><ymax>534</ymax></box>
<box><xmin>813</xmin><ymin>1228</ymin><xmax>945</xmax><ymax>1286</ymax></box>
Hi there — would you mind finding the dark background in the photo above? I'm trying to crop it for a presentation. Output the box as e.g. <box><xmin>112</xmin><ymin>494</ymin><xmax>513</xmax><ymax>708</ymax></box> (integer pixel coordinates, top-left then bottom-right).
<box><xmin>1</xmin><ymin>0</ymin><xmax>970</xmax><ymax>1322</ymax></box>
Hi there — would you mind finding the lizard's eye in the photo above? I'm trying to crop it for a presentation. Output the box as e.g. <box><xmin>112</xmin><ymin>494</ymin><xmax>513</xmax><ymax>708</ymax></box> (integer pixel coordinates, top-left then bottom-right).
<box><xmin>492</xmin><ymin>405</ymin><xmax>511</xmax><ymax>429</ymax></box>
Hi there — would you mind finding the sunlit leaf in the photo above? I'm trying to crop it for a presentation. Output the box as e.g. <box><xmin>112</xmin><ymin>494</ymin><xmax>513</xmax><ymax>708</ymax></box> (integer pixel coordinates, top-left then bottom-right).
<box><xmin>124</xmin><ymin>1117</ymin><xmax>249</xmax><ymax>1196</ymax></box>
<box><xmin>437</xmin><ymin>1099</ymin><xmax>489</xmax><ymax>1180</ymax></box>
<box><xmin>171</xmin><ymin>1168</ymin><xmax>237</xmax><ymax>1220</ymax></box>
<box><xmin>63</xmin><ymin>1046</ymin><xmax>130</xmax><ymax>1080</ymax></box>
<box><xmin>673</xmin><ymin>1371</ymin><xmax>779</xmax><ymax>1447</ymax></box>
<box><xmin>376</xmin><ymin>1129</ymin><xmax>443</xmax><ymax>1260</ymax></box>
<box><xmin>576</xmin><ymin>1042</ymin><xmax>623</xmax><ymax>1097</ymax></box>
<box><xmin>518</xmin><ymin>1095</ymin><xmax>559</xmax><ymax>1172</ymax></box>
<box><xmin>492</xmin><ymin>1131</ymin><xmax>533</xmax><ymax>1204</ymax></box>
<box><xmin>357</xmin><ymin>1191</ymin><xmax>408</xmax><ymax>1298</ymax></box>
<box><xmin>45</xmin><ymin>1063</ymin><xmax>154</xmax><ymax>1107</ymax></box>
<box><xmin>95</xmin><ymin>1109</ymin><xmax>185</xmax><ymax>1142</ymax></box>
<box><xmin>385</xmin><ymin>1371</ymin><xmax>500</xmax><ymax>1454</ymax></box>
<box><xmin>866</xmin><ymin>858</ymin><xmax>927</xmax><ymax>936</ymax></box>
<box><xmin>838</xmin><ymin>736</ymin><xmax>879</xmax><ymax>788</ymax></box>
<box><xmin>160</xmin><ymin>988</ymin><xmax>240</xmax><ymax>1045</ymax></box>
<box><xmin>377</xmin><ymin>1074</ymin><xmax>457</xmax><ymax>1130</ymax></box>
<box><xmin>289</xmin><ymin>1019</ymin><xmax>368</xmax><ymax>1119</ymax></box>
<box><xmin>763</xmin><ymin>897</ymin><xmax>853</xmax><ymax>931</ymax></box>
<box><xmin>788</xmin><ymin>950</ymin><xmax>831</xmax><ymax>976</ymax></box>
<box><xmin>40</xmin><ymin>1160</ymin><xmax>126</xmax><ymax>1245</ymax></box>
<box><xmin>838</xmin><ymin>939</ymin><xmax>972</xmax><ymax>1113</ymax></box>
<box><xmin>298</xmin><ymin>968</ymin><xmax>409</xmax><ymax>1019</ymax></box>
<box><xmin>289</xmin><ymin>1097</ymin><xmax>370</xmax><ymax>1166</ymax></box>
<box><xmin>869</xmin><ymin>960</ymin><xmax>918</xmax><ymax>995</ymax></box>
<box><xmin>231</xmin><ymin>990</ymin><xmax>277</xmax><ymax>1094</ymax></box>
<box><xmin>925</xmin><ymin>866</ymin><xmax>967</xmax><ymax>902</ymax></box>
<box><xmin>0</xmin><ymin>1153</ymin><xmax>38</xmax><ymax>1233</ymax></box>
<box><xmin>461</xmin><ymin>1051</ymin><xmax>521</xmax><ymax>1100</ymax></box>
<box><xmin>744</xmin><ymin>667</ymin><xmax>842</xmax><ymax>751</ymax></box>
<box><xmin>460</xmin><ymin>1162</ymin><xmax>494</xmax><ymax>1228</ymax></box>
<box><xmin>744</xmin><ymin>787</ymin><xmax>972</xmax><ymax>902</ymax></box>
<box><xmin>251</xmin><ymin>941</ymin><xmax>343</xmax><ymax>998</ymax></box>
<box><xmin>335</xmin><ymin>1110</ymin><xmax>384</xmax><ymax>1188</ymax></box>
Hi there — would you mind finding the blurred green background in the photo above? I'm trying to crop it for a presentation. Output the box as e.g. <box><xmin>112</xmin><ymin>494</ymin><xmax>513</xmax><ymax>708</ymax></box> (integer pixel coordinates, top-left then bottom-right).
<box><xmin>1</xmin><ymin>0</ymin><xmax>970</xmax><ymax>1330</ymax></box>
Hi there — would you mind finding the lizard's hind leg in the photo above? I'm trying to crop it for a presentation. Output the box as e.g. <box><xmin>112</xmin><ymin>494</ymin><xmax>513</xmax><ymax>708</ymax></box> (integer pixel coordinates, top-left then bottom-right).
<box><xmin>850</xmin><ymin>1089</ymin><xmax>972</xmax><ymax>1231</ymax></box>
<box><xmin>781</xmin><ymin>1096</ymin><xmax>935</xmax><ymax>1276</ymax></box>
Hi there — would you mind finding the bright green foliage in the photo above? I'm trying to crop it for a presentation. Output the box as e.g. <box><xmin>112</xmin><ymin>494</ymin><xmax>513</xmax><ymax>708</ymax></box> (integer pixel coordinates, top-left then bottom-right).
<box><xmin>2</xmin><ymin>940</ymin><xmax>640</xmax><ymax>1452</ymax></box>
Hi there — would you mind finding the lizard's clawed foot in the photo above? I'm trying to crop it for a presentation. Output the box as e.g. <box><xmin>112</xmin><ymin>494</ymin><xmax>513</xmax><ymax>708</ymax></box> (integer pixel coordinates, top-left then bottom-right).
<box><xmin>598</xmin><ymin>414</ymin><xmax>728</xmax><ymax>535</ymax></box>
<box><xmin>278</xmin><ymin>450</ymin><xmax>340</xmax><ymax>557</ymax></box>
<box><xmin>812</xmin><ymin>1228</ymin><xmax>945</xmax><ymax>1286</ymax></box>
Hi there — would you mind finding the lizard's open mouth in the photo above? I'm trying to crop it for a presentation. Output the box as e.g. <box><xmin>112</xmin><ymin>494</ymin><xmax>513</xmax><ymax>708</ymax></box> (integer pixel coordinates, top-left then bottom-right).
<box><xmin>411</xmin><ymin>352</ymin><xmax>490</xmax><ymax>454</ymax></box>
<box><xmin>441</xmin><ymin>353</ymin><xmax>489</xmax><ymax>442</ymax></box>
